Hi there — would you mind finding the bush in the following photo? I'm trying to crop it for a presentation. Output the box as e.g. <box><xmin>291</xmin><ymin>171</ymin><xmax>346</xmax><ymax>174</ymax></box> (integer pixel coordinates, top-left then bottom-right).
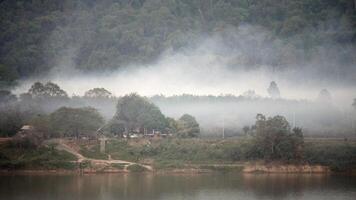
<box><xmin>127</xmin><ymin>164</ymin><xmax>146</xmax><ymax>172</ymax></box>
<box><xmin>304</xmin><ymin>141</ymin><xmax>356</xmax><ymax>172</ymax></box>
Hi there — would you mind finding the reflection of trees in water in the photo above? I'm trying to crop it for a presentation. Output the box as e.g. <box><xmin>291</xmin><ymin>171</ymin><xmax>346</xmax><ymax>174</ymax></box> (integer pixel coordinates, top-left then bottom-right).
<box><xmin>1</xmin><ymin>174</ymin><xmax>356</xmax><ymax>200</ymax></box>
<box><xmin>242</xmin><ymin>174</ymin><xmax>328</xmax><ymax>199</ymax></box>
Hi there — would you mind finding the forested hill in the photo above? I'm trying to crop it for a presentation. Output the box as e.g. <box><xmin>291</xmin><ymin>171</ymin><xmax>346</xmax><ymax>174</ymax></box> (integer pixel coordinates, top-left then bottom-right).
<box><xmin>1</xmin><ymin>0</ymin><xmax>355</xmax><ymax>87</ymax></box>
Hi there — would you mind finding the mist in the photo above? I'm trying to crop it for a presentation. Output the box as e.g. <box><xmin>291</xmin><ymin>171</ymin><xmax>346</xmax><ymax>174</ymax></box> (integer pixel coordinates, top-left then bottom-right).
<box><xmin>15</xmin><ymin>25</ymin><xmax>356</xmax><ymax>100</ymax></box>
<box><xmin>11</xmin><ymin>24</ymin><xmax>356</xmax><ymax>137</ymax></box>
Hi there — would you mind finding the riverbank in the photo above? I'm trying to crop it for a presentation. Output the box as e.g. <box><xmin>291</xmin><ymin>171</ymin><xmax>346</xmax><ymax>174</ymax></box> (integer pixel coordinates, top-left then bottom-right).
<box><xmin>0</xmin><ymin>162</ymin><xmax>334</xmax><ymax>175</ymax></box>
<box><xmin>1</xmin><ymin>138</ymin><xmax>356</xmax><ymax>175</ymax></box>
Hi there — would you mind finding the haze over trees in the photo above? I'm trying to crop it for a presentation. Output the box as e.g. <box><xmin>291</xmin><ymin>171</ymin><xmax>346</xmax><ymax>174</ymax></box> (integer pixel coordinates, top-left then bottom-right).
<box><xmin>110</xmin><ymin>93</ymin><xmax>169</xmax><ymax>135</ymax></box>
<box><xmin>84</xmin><ymin>88</ymin><xmax>112</xmax><ymax>98</ymax></box>
<box><xmin>0</xmin><ymin>0</ymin><xmax>355</xmax><ymax>88</ymax></box>
<box><xmin>0</xmin><ymin>80</ymin><xmax>354</xmax><ymax>138</ymax></box>
<box><xmin>176</xmin><ymin>114</ymin><xmax>200</xmax><ymax>138</ymax></box>
<box><xmin>50</xmin><ymin>107</ymin><xmax>104</xmax><ymax>138</ymax></box>
<box><xmin>252</xmin><ymin>114</ymin><xmax>304</xmax><ymax>161</ymax></box>
<box><xmin>317</xmin><ymin>89</ymin><xmax>332</xmax><ymax>103</ymax></box>
<box><xmin>267</xmin><ymin>81</ymin><xmax>280</xmax><ymax>99</ymax></box>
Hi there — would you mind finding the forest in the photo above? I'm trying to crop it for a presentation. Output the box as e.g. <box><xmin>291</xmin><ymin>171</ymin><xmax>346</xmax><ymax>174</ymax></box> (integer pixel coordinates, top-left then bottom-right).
<box><xmin>1</xmin><ymin>0</ymin><xmax>355</xmax><ymax>88</ymax></box>
<box><xmin>0</xmin><ymin>0</ymin><xmax>356</xmax><ymax>174</ymax></box>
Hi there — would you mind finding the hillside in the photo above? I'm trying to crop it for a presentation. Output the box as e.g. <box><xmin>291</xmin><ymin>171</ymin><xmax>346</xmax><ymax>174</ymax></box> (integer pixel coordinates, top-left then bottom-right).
<box><xmin>1</xmin><ymin>0</ymin><xmax>355</xmax><ymax>87</ymax></box>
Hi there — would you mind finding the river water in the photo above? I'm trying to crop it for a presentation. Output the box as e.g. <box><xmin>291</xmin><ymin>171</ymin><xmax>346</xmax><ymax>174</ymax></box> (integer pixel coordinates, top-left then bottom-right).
<box><xmin>0</xmin><ymin>173</ymin><xmax>355</xmax><ymax>200</ymax></box>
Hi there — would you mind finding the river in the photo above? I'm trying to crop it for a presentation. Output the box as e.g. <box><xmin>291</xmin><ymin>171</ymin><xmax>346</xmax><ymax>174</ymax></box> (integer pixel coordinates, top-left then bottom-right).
<box><xmin>0</xmin><ymin>173</ymin><xmax>355</xmax><ymax>200</ymax></box>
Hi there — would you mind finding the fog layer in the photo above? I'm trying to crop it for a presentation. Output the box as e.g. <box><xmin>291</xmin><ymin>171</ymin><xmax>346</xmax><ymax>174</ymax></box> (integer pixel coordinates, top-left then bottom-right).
<box><xmin>12</xmin><ymin>25</ymin><xmax>356</xmax><ymax>136</ymax></box>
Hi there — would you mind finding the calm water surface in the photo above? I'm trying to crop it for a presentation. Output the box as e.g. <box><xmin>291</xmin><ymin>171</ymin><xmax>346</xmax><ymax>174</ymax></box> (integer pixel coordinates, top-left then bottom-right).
<box><xmin>0</xmin><ymin>173</ymin><xmax>355</xmax><ymax>200</ymax></box>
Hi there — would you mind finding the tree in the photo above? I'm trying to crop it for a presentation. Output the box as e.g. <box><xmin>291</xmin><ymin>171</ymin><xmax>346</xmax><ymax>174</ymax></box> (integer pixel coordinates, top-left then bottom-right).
<box><xmin>0</xmin><ymin>105</ymin><xmax>25</xmax><ymax>137</ymax></box>
<box><xmin>177</xmin><ymin>114</ymin><xmax>200</xmax><ymax>138</ymax></box>
<box><xmin>50</xmin><ymin>107</ymin><xmax>104</xmax><ymax>138</ymax></box>
<box><xmin>166</xmin><ymin>117</ymin><xmax>179</xmax><ymax>134</ymax></box>
<box><xmin>317</xmin><ymin>89</ymin><xmax>332</xmax><ymax>103</ymax></box>
<box><xmin>27</xmin><ymin>114</ymin><xmax>51</xmax><ymax>138</ymax></box>
<box><xmin>0</xmin><ymin>0</ymin><xmax>355</xmax><ymax>85</ymax></box>
<box><xmin>243</xmin><ymin>125</ymin><xmax>250</xmax><ymax>135</ymax></box>
<box><xmin>28</xmin><ymin>81</ymin><xmax>68</xmax><ymax>99</ymax></box>
<box><xmin>84</xmin><ymin>88</ymin><xmax>112</xmax><ymax>98</ymax></box>
<box><xmin>253</xmin><ymin>114</ymin><xmax>303</xmax><ymax>161</ymax></box>
<box><xmin>267</xmin><ymin>81</ymin><xmax>280</xmax><ymax>99</ymax></box>
<box><xmin>113</xmin><ymin>93</ymin><xmax>168</xmax><ymax>133</ymax></box>
<box><xmin>11</xmin><ymin>126</ymin><xmax>45</xmax><ymax>149</ymax></box>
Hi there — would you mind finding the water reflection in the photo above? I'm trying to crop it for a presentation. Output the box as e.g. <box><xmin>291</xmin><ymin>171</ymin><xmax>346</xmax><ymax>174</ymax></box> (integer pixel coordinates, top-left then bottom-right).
<box><xmin>0</xmin><ymin>173</ymin><xmax>355</xmax><ymax>200</ymax></box>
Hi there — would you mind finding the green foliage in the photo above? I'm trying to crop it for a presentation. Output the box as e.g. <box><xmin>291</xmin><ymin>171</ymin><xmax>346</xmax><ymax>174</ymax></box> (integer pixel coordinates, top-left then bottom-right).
<box><xmin>106</xmin><ymin>138</ymin><xmax>245</xmax><ymax>164</ymax></box>
<box><xmin>50</xmin><ymin>106</ymin><xmax>104</xmax><ymax>138</ymax></box>
<box><xmin>84</xmin><ymin>88</ymin><xmax>112</xmax><ymax>98</ymax></box>
<box><xmin>106</xmin><ymin>140</ymin><xmax>142</xmax><ymax>162</ymax></box>
<box><xmin>177</xmin><ymin>114</ymin><xmax>200</xmax><ymax>138</ymax></box>
<box><xmin>80</xmin><ymin>145</ymin><xmax>108</xmax><ymax>160</ymax></box>
<box><xmin>252</xmin><ymin>114</ymin><xmax>304</xmax><ymax>161</ymax></box>
<box><xmin>112</xmin><ymin>93</ymin><xmax>168</xmax><ymax>133</ymax></box>
<box><xmin>153</xmin><ymin>160</ymin><xmax>184</xmax><ymax>169</ymax></box>
<box><xmin>127</xmin><ymin>164</ymin><xmax>146</xmax><ymax>172</ymax></box>
<box><xmin>0</xmin><ymin>0</ymin><xmax>355</xmax><ymax>85</ymax></box>
<box><xmin>0</xmin><ymin>144</ymin><xmax>77</xmax><ymax>170</ymax></box>
<box><xmin>28</xmin><ymin>81</ymin><xmax>68</xmax><ymax>99</ymax></box>
<box><xmin>27</xmin><ymin>114</ymin><xmax>51</xmax><ymax>137</ymax></box>
<box><xmin>304</xmin><ymin>141</ymin><xmax>356</xmax><ymax>172</ymax></box>
<box><xmin>0</xmin><ymin>104</ymin><xmax>26</xmax><ymax>137</ymax></box>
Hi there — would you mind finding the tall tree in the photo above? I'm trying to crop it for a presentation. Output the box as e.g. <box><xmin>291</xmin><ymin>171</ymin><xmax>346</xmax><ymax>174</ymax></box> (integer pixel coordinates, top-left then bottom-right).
<box><xmin>317</xmin><ymin>89</ymin><xmax>332</xmax><ymax>103</ymax></box>
<box><xmin>177</xmin><ymin>114</ymin><xmax>200</xmax><ymax>138</ymax></box>
<box><xmin>28</xmin><ymin>82</ymin><xmax>68</xmax><ymax>99</ymax></box>
<box><xmin>113</xmin><ymin>93</ymin><xmax>168</xmax><ymax>133</ymax></box>
<box><xmin>254</xmin><ymin>114</ymin><xmax>303</xmax><ymax>160</ymax></box>
<box><xmin>84</xmin><ymin>88</ymin><xmax>112</xmax><ymax>98</ymax></box>
<box><xmin>267</xmin><ymin>81</ymin><xmax>280</xmax><ymax>99</ymax></box>
<box><xmin>50</xmin><ymin>107</ymin><xmax>104</xmax><ymax>138</ymax></box>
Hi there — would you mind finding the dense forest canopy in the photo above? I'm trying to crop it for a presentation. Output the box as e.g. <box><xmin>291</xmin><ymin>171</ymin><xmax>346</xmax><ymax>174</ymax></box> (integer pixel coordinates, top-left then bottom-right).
<box><xmin>0</xmin><ymin>0</ymin><xmax>355</xmax><ymax>88</ymax></box>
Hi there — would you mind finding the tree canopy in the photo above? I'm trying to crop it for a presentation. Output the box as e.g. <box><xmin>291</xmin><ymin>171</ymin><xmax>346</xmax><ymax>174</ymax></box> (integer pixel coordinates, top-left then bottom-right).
<box><xmin>177</xmin><ymin>114</ymin><xmax>200</xmax><ymax>138</ymax></box>
<box><xmin>252</xmin><ymin>114</ymin><xmax>304</xmax><ymax>161</ymax></box>
<box><xmin>28</xmin><ymin>82</ymin><xmax>68</xmax><ymax>99</ymax></box>
<box><xmin>267</xmin><ymin>81</ymin><xmax>280</xmax><ymax>99</ymax></box>
<box><xmin>112</xmin><ymin>93</ymin><xmax>168</xmax><ymax>133</ymax></box>
<box><xmin>84</xmin><ymin>88</ymin><xmax>112</xmax><ymax>98</ymax></box>
<box><xmin>317</xmin><ymin>89</ymin><xmax>332</xmax><ymax>103</ymax></box>
<box><xmin>0</xmin><ymin>0</ymin><xmax>355</xmax><ymax>87</ymax></box>
<box><xmin>50</xmin><ymin>107</ymin><xmax>104</xmax><ymax>138</ymax></box>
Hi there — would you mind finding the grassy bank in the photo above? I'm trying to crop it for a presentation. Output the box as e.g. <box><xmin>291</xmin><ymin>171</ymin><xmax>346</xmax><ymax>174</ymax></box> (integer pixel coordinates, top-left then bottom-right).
<box><xmin>1</xmin><ymin>138</ymin><xmax>356</xmax><ymax>173</ymax></box>
<box><xmin>103</xmin><ymin>138</ymin><xmax>356</xmax><ymax>172</ymax></box>
<box><xmin>0</xmin><ymin>143</ymin><xmax>77</xmax><ymax>170</ymax></box>
<box><xmin>304</xmin><ymin>140</ymin><xmax>356</xmax><ymax>172</ymax></box>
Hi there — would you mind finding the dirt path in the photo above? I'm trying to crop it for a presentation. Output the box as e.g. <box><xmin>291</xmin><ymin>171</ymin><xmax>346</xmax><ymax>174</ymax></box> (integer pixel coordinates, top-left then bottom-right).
<box><xmin>51</xmin><ymin>139</ymin><xmax>152</xmax><ymax>171</ymax></box>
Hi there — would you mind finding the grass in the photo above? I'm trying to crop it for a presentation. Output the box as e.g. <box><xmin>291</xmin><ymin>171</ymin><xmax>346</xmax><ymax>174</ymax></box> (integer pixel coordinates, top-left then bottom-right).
<box><xmin>0</xmin><ymin>144</ymin><xmax>78</xmax><ymax>170</ymax></box>
<box><xmin>2</xmin><ymin>138</ymin><xmax>356</xmax><ymax>172</ymax></box>
<box><xmin>303</xmin><ymin>140</ymin><xmax>356</xmax><ymax>171</ymax></box>
<box><xmin>80</xmin><ymin>145</ymin><xmax>108</xmax><ymax>160</ymax></box>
